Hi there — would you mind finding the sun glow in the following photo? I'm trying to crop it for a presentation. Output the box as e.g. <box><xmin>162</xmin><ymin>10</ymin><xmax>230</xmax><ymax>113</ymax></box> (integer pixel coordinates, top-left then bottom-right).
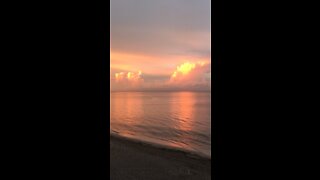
<box><xmin>170</xmin><ymin>61</ymin><xmax>209</xmax><ymax>80</ymax></box>
<box><xmin>176</xmin><ymin>62</ymin><xmax>196</xmax><ymax>75</ymax></box>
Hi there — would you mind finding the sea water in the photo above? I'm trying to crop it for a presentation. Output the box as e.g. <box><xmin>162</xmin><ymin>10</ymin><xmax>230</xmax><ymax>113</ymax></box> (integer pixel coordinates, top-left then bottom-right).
<box><xmin>110</xmin><ymin>92</ymin><xmax>211</xmax><ymax>157</ymax></box>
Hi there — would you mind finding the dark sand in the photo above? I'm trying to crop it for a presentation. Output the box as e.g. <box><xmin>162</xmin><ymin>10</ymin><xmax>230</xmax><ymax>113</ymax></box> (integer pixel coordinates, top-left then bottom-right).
<box><xmin>110</xmin><ymin>135</ymin><xmax>211</xmax><ymax>180</ymax></box>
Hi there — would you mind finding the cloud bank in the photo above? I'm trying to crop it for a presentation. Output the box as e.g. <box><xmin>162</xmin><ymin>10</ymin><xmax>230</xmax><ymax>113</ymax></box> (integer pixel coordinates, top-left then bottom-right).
<box><xmin>111</xmin><ymin>62</ymin><xmax>211</xmax><ymax>92</ymax></box>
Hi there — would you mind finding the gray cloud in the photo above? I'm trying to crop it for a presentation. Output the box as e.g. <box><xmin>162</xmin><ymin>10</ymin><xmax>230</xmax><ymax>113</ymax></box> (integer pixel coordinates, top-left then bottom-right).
<box><xmin>111</xmin><ymin>0</ymin><xmax>211</xmax><ymax>57</ymax></box>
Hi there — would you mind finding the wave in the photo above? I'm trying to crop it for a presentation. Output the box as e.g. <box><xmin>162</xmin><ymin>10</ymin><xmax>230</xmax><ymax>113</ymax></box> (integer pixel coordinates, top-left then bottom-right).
<box><xmin>110</xmin><ymin>132</ymin><xmax>211</xmax><ymax>160</ymax></box>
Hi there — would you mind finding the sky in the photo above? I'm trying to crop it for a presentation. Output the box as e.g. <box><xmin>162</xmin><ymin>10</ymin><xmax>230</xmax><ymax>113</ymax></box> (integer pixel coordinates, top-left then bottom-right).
<box><xmin>110</xmin><ymin>0</ymin><xmax>211</xmax><ymax>91</ymax></box>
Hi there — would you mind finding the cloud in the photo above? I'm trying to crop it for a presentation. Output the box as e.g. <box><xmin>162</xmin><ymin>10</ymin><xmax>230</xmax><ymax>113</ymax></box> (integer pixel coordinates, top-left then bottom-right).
<box><xmin>110</xmin><ymin>0</ymin><xmax>211</xmax><ymax>58</ymax></box>
<box><xmin>169</xmin><ymin>61</ymin><xmax>211</xmax><ymax>87</ymax></box>
<box><xmin>111</xmin><ymin>61</ymin><xmax>211</xmax><ymax>91</ymax></box>
<box><xmin>110</xmin><ymin>0</ymin><xmax>211</xmax><ymax>92</ymax></box>
<box><xmin>111</xmin><ymin>71</ymin><xmax>144</xmax><ymax>91</ymax></box>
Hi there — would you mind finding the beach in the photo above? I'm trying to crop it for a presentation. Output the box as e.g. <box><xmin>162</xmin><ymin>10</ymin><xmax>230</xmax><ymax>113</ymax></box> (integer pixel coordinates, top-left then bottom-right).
<box><xmin>110</xmin><ymin>135</ymin><xmax>211</xmax><ymax>180</ymax></box>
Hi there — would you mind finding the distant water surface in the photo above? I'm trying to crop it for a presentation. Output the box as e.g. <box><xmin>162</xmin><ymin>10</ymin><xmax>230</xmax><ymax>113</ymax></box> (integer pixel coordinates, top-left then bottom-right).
<box><xmin>110</xmin><ymin>92</ymin><xmax>211</xmax><ymax>157</ymax></box>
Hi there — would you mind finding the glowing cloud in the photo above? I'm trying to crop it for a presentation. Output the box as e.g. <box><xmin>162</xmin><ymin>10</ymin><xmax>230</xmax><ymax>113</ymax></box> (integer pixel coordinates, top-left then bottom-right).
<box><xmin>111</xmin><ymin>62</ymin><xmax>210</xmax><ymax>91</ymax></box>
<box><xmin>114</xmin><ymin>71</ymin><xmax>144</xmax><ymax>86</ymax></box>
<box><xmin>175</xmin><ymin>62</ymin><xmax>196</xmax><ymax>75</ymax></box>
<box><xmin>169</xmin><ymin>61</ymin><xmax>210</xmax><ymax>86</ymax></box>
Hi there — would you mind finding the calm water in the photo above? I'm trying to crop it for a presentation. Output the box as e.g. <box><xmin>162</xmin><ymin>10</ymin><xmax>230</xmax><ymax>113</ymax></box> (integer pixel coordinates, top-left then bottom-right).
<box><xmin>110</xmin><ymin>92</ymin><xmax>211</xmax><ymax>157</ymax></box>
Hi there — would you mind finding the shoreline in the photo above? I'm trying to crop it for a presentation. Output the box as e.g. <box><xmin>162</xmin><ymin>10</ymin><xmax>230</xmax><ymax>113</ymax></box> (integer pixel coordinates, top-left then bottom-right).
<box><xmin>110</xmin><ymin>134</ymin><xmax>211</xmax><ymax>180</ymax></box>
<box><xmin>110</xmin><ymin>133</ymin><xmax>211</xmax><ymax>160</ymax></box>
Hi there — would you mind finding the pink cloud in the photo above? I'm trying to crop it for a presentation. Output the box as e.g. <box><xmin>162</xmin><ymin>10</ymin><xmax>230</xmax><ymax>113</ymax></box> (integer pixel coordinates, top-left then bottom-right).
<box><xmin>169</xmin><ymin>61</ymin><xmax>210</xmax><ymax>85</ymax></box>
<box><xmin>111</xmin><ymin>61</ymin><xmax>211</xmax><ymax>91</ymax></box>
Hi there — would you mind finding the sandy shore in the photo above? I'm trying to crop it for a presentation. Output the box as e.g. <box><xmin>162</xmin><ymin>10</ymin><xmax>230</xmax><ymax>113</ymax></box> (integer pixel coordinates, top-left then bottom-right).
<box><xmin>110</xmin><ymin>135</ymin><xmax>211</xmax><ymax>180</ymax></box>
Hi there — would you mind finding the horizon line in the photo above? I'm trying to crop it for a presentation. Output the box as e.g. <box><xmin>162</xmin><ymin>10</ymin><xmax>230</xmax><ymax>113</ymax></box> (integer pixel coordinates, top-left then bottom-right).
<box><xmin>110</xmin><ymin>90</ymin><xmax>211</xmax><ymax>93</ymax></box>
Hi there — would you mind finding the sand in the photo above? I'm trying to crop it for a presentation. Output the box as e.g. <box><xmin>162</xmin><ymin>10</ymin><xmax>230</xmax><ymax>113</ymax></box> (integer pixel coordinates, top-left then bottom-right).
<box><xmin>110</xmin><ymin>135</ymin><xmax>211</xmax><ymax>180</ymax></box>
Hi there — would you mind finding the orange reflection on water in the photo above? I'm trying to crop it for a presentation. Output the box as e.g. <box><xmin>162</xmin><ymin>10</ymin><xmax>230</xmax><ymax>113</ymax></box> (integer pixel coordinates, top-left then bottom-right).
<box><xmin>110</xmin><ymin>92</ymin><xmax>143</xmax><ymax>136</ymax></box>
<box><xmin>167</xmin><ymin>92</ymin><xmax>196</xmax><ymax>149</ymax></box>
<box><xmin>110</xmin><ymin>92</ymin><xmax>208</xmax><ymax>153</ymax></box>
<box><xmin>171</xmin><ymin>92</ymin><xmax>196</xmax><ymax>131</ymax></box>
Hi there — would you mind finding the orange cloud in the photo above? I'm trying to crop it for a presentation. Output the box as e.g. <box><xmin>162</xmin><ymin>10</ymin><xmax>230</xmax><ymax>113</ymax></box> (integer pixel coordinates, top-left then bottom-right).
<box><xmin>169</xmin><ymin>61</ymin><xmax>210</xmax><ymax>85</ymax></box>
<box><xmin>111</xmin><ymin>61</ymin><xmax>210</xmax><ymax>91</ymax></box>
<box><xmin>114</xmin><ymin>70</ymin><xmax>144</xmax><ymax>86</ymax></box>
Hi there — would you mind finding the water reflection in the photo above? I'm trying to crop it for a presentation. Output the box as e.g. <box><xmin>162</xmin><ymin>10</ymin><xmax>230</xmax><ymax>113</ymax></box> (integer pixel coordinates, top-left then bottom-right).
<box><xmin>110</xmin><ymin>92</ymin><xmax>143</xmax><ymax>136</ymax></box>
<box><xmin>171</xmin><ymin>92</ymin><xmax>195</xmax><ymax>131</ymax></box>
<box><xmin>110</xmin><ymin>92</ymin><xmax>211</xmax><ymax>157</ymax></box>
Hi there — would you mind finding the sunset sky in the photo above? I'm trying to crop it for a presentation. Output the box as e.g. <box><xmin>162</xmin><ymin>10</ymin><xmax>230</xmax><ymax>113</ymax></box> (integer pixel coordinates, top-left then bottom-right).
<box><xmin>110</xmin><ymin>0</ymin><xmax>211</xmax><ymax>91</ymax></box>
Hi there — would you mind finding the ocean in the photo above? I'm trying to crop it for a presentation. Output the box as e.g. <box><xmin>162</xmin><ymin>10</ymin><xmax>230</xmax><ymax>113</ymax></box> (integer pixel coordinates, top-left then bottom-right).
<box><xmin>110</xmin><ymin>92</ymin><xmax>211</xmax><ymax>157</ymax></box>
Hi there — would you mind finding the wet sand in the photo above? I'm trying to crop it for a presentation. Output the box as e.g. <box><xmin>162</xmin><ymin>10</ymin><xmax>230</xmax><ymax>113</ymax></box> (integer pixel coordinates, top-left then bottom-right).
<box><xmin>110</xmin><ymin>135</ymin><xmax>211</xmax><ymax>180</ymax></box>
